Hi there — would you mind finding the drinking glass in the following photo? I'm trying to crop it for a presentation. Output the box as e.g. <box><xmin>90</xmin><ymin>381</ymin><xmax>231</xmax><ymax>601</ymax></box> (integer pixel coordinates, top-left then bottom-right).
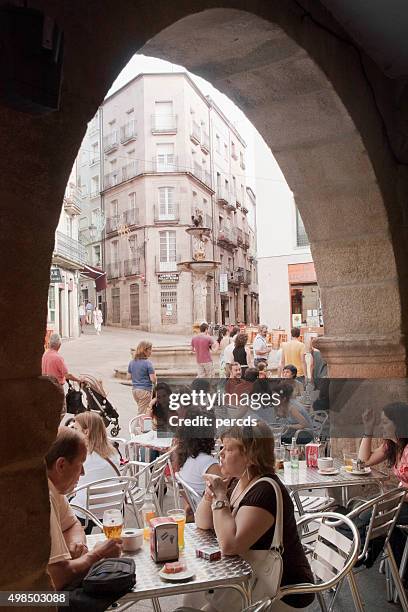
<box><xmin>167</xmin><ymin>508</ymin><xmax>186</xmax><ymax>550</ymax></box>
<box><xmin>275</xmin><ymin>445</ymin><xmax>285</xmax><ymax>471</ymax></box>
<box><xmin>103</xmin><ymin>509</ymin><xmax>123</xmax><ymax>539</ymax></box>
<box><xmin>343</xmin><ymin>451</ymin><xmax>357</xmax><ymax>472</ymax></box>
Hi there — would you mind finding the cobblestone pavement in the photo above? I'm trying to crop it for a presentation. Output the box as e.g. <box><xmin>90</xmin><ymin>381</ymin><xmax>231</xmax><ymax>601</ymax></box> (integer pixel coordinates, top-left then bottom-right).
<box><xmin>60</xmin><ymin>325</ymin><xmax>190</xmax><ymax>437</ymax></box>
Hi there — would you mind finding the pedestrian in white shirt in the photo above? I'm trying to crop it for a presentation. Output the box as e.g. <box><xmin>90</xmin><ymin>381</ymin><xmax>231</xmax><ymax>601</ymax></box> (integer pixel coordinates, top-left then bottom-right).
<box><xmin>253</xmin><ymin>324</ymin><xmax>271</xmax><ymax>367</ymax></box>
<box><xmin>223</xmin><ymin>326</ymin><xmax>240</xmax><ymax>377</ymax></box>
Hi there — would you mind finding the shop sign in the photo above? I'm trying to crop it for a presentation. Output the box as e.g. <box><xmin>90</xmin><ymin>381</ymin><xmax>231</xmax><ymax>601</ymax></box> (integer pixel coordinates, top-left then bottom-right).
<box><xmin>158</xmin><ymin>273</ymin><xmax>179</xmax><ymax>284</ymax></box>
<box><xmin>288</xmin><ymin>262</ymin><xmax>316</xmax><ymax>284</ymax></box>
<box><xmin>219</xmin><ymin>272</ymin><xmax>228</xmax><ymax>293</ymax></box>
<box><xmin>50</xmin><ymin>267</ymin><xmax>62</xmax><ymax>283</ymax></box>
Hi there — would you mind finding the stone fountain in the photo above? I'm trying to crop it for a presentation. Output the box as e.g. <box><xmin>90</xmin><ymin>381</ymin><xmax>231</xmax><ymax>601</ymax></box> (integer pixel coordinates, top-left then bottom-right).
<box><xmin>177</xmin><ymin>209</ymin><xmax>220</xmax><ymax>330</ymax></box>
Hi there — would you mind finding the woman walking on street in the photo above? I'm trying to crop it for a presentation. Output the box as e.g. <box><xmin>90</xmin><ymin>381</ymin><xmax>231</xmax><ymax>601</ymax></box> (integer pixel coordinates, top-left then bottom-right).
<box><xmin>128</xmin><ymin>341</ymin><xmax>157</xmax><ymax>415</ymax></box>
<box><xmin>232</xmin><ymin>332</ymin><xmax>253</xmax><ymax>377</ymax></box>
<box><xmin>93</xmin><ymin>306</ymin><xmax>103</xmax><ymax>335</ymax></box>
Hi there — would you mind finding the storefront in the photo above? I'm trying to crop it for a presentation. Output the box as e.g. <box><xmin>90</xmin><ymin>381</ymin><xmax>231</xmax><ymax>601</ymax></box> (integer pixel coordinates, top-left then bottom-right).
<box><xmin>288</xmin><ymin>263</ymin><xmax>324</xmax><ymax>332</ymax></box>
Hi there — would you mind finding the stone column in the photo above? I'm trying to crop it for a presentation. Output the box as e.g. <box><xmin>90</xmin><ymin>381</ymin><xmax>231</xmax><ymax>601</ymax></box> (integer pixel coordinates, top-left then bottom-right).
<box><xmin>192</xmin><ymin>273</ymin><xmax>208</xmax><ymax>325</ymax></box>
<box><xmin>316</xmin><ymin>336</ymin><xmax>407</xmax><ymax>459</ymax></box>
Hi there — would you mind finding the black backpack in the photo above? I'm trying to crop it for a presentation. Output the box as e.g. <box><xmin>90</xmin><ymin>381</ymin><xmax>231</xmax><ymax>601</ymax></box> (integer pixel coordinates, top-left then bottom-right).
<box><xmin>65</xmin><ymin>382</ymin><xmax>86</xmax><ymax>415</ymax></box>
<box><xmin>60</xmin><ymin>558</ymin><xmax>136</xmax><ymax>611</ymax></box>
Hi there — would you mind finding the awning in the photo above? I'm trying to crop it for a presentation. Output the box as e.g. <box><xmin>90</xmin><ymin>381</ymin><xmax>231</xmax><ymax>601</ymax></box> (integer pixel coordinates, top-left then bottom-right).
<box><xmin>80</xmin><ymin>264</ymin><xmax>107</xmax><ymax>292</ymax></box>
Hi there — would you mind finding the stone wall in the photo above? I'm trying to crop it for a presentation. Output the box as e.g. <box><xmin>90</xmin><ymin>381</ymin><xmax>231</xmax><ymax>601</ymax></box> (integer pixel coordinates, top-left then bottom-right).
<box><xmin>1</xmin><ymin>0</ymin><xmax>408</xmax><ymax>598</ymax></box>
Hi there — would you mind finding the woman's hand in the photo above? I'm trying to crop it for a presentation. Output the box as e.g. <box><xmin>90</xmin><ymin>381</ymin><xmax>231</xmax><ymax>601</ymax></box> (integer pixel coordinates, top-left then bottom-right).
<box><xmin>147</xmin><ymin>397</ymin><xmax>157</xmax><ymax>416</ymax></box>
<box><xmin>362</xmin><ymin>406</ymin><xmax>377</xmax><ymax>436</ymax></box>
<box><xmin>204</xmin><ymin>473</ymin><xmax>229</xmax><ymax>501</ymax></box>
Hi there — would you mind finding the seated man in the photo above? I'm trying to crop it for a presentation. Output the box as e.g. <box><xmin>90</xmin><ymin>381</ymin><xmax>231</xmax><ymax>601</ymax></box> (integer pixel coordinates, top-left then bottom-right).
<box><xmin>282</xmin><ymin>364</ymin><xmax>304</xmax><ymax>398</ymax></box>
<box><xmin>46</xmin><ymin>427</ymin><xmax>122</xmax><ymax>589</ymax></box>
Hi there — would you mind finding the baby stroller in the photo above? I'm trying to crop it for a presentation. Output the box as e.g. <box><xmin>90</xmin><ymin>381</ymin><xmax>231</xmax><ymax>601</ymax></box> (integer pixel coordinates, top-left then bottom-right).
<box><xmin>80</xmin><ymin>375</ymin><xmax>121</xmax><ymax>437</ymax></box>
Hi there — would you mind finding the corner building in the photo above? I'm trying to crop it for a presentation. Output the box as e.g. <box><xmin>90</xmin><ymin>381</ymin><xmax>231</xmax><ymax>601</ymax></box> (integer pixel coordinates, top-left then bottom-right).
<box><xmin>78</xmin><ymin>72</ymin><xmax>258</xmax><ymax>333</ymax></box>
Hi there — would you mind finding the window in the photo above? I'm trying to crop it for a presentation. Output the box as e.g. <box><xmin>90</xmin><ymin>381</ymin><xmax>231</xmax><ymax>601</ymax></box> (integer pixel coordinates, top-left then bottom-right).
<box><xmin>231</xmin><ymin>141</ymin><xmax>236</xmax><ymax>158</ymax></box>
<box><xmin>109</xmin><ymin>119</ymin><xmax>116</xmax><ymax>128</ymax></box>
<box><xmin>159</xmin><ymin>231</ymin><xmax>176</xmax><ymax>271</ymax></box>
<box><xmin>130</xmin><ymin>283</ymin><xmax>140</xmax><ymax>325</ymax></box>
<box><xmin>93</xmin><ymin>245</ymin><xmax>101</xmax><ymax>267</ymax></box>
<box><xmin>240</xmin><ymin>151</ymin><xmax>245</xmax><ymax>168</ymax></box>
<box><xmin>48</xmin><ymin>286</ymin><xmax>56</xmax><ymax>323</ymax></box>
<box><xmin>158</xmin><ymin>187</ymin><xmax>176</xmax><ymax>220</ymax></box>
<box><xmin>90</xmin><ymin>142</ymin><xmax>99</xmax><ymax>164</ymax></box>
<box><xmin>127</xmin><ymin>108</ymin><xmax>134</xmax><ymax>115</ymax></box>
<box><xmin>128</xmin><ymin>192</ymin><xmax>136</xmax><ymax>209</ymax></box>
<box><xmin>161</xmin><ymin>285</ymin><xmax>178</xmax><ymax>324</ymax></box>
<box><xmin>224</xmin><ymin>143</ymin><xmax>228</xmax><ymax>160</ymax></box>
<box><xmin>295</xmin><ymin>208</ymin><xmax>309</xmax><ymax>247</ymax></box>
<box><xmin>156</xmin><ymin>143</ymin><xmax>175</xmax><ymax>172</ymax></box>
<box><xmin>111</xmin><ymin>240</ymin><xmax>119</xmax><ymax>262</ymax></box>
<box><xmin>111</xmin><ymin>288</ymin><xmax>120</xmax><ymax>324</ymax></box>
<box><xmin>216</xmin><ymin>134</ymin><xmax>220</xmax><ymax>153</ymax></box>
<box><xmin>91</xmin><ymin>176</ymin><xmax>99</xmax><ymax>198</ymax></box>
<box><xmin>91</xmin><ymin>208</ymin><xmax>100</xmax><ymax>226</ymax></box>
<box><xmin>232</xmin><ymin>176</ymin><xmax>236</xmax><ymax>197</ymax></box>
<box><xmin>154</xmin><ymin>101</ymin><xmax>174</xmax><ymax>131</ymax></box>
<box><xmin>111</xmin><ymin>200</ymin><xmax>118</xmax><ymax>217</ymax></box>
<box><xmin>110</xmin><ymin>158</ymin><xmax>117</xmax><ymax>170</ymax></box>
<box><xmin>127</xmin><ymin>149</ymin><xmax>135</xmax><ymax>158</ymax></box>
<box><xmin>216</xmin><ymin>172</ymin><xmax>221</xmax><ymax>191</ymax></box>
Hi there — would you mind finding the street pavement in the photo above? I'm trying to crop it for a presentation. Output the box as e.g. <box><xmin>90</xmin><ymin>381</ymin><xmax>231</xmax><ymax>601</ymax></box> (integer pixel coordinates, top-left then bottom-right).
<box><xmin>60</xmin><ymin>324</ymin><xmax>190</xmax><ymax>439</ymax></box>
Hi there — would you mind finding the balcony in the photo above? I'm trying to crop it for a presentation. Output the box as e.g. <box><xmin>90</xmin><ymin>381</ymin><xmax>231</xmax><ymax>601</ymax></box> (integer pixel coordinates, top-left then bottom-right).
<box><xmin>63</xmin><ymin>183</ymin><xmax>82</xmax><ymax>215</ymax></box>
<box><xmin>152</xmin><ymin>154</ymin><xmax>178</xmax><ymax>173</ymax></box>
<box><xmin>103</xmin><ymin>130</ymin><xmax>119</xmax><ymax>154</ymax></box>
<box><xmin>218</xmin><ymin>226</ymin><xmax>237</xmax><ymax>248</ymax></box>
<box><xmin>155</xmin><ymin>255</ymin><xmax>180</xmax><ymax>273</ymax></box>
<box><xmin>123</xmin><ymin>208</ymin><xmax>139</xmax><ymax>226</ymax></box>
<box><xmin>190</xmin><ymin>121</ymin><xmax>201</xmax><ymax>144</ymax></box>
<box><xmin>201</xmin><ymin>131</ymin><xmax>210</xmax><ymax>154</ymax></box>
<box><xmin>154</xmin><ymin>202</ymin><xmax>180</xmax><ymax>223</ymax></box>
<box><xmin>250</xmin><ymin>282</ymin><xmax>259</xmax><ymax>294</ymax></box>
<box><xmin>122</xmin><ymin>161</ymin><xmax>138</xmax><ymax>181</ymax></box>
<box><xmin>228</xmin><ymin>270</ymin><xmax>240</xmax><ymax>286</ymax></box>
<box><xmin>104</xmin><ymin>169</ymin><xmax>120</xmax><ymax>189</ymax></box>
<box><xmin>90</xmin><ymin>187</ymin><xmax>100</xmax><ymax>200</ymax></box>
<box><xmin>151</xmin><ymin>114</ymin><xmax>177</xmax><ymax>134</ymax></box>
<box><xmin>244</xmin><ymin>269</ymin><xmax>251</xmax><ymax>286</ymax></box>
<box><xmin>106</xmin><ymin>262</ymin><xmax>121</xmax><ymax>279</ymax></box>
<box><xmin>120</xmin><ymin>120</ymin><xmax>137</xmax><ymax>143</ymax></box>
<box><xmin>243</xmin><ymin>232</ymin><xmax>250</xmax><ymax>249</ymax></box>
<box><xmin>89</xmin><ymin>155</ymin><xmax>99</xmax><ymax>167</ymax></box>
<box><xmin>236</xmin><ymin>228</ymin><xmax>243</xmax><ymax>245</ymax></box>
<box><xmin>106</xmin><ymin>214</ymin><xmax>121</xmax><ymax>234</ymax></box>
<box><xmin>54</xmin><ymin>231</ymin><xmax>87</xmax><ymax>266</ymax></box>
<box><xmin>124</xmin><ymin>257</ymin><xmax>140</xmax><ymax>276</ymax></box>
<box><xmin>217</xmin><ymin>187</ymin><xmax>234</xmax><ymax>211</ymax></box>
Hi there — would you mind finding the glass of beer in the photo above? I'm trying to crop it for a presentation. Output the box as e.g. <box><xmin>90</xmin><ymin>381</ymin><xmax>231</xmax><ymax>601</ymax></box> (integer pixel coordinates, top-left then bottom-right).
<box><xmin>167</xmin><ymin>508</ymin><xmax>186</xmax><ymax>550</ymax></box>
<box><xmin>103</xmin><ymin>509</ymin><xmax>123</xmax><ymax>539</ymax></box>
<box><xmin>343</xmin><ymin>451</ymin><xmax>357</xmax><ymax>472</ymax></box>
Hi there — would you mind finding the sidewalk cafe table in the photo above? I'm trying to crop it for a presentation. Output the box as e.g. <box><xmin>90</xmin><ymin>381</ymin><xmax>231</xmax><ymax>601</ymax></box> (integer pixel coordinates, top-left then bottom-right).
<box><xmin>278</xmin><ymin>459</ymin><xmax>388</xmax><ymax>515</ymax></box>
<box><xmin>128</xmin><ymin>430</ymin><xmax>173</xmax><ymax>462</ymax></box>
<box><xmin>87</xmin><ymin>524</ymin><xmax>253</xmax><ymax>612</ymax></box>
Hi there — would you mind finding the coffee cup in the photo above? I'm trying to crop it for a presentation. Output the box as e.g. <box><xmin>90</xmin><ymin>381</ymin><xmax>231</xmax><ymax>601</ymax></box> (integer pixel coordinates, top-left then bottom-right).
<box><xmin>122</xmin><ymin>528</ymin><xmax>144</xmax><ymax>552</ymax></box>
<box><xmin>318</xmin><ymin>457</ymin><xmax>334</xmax><ymax>471</ymax></box>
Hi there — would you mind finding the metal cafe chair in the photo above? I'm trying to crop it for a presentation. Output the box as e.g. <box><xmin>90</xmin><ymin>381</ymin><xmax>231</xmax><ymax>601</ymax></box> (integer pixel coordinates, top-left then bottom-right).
<box><xmin>393</xmin><ymin>524</ymin><xmax>408</xmax><ymax>603</ymax></box>
<box><xmin>69</xmin><ymin>475</ymin><xmax>143</xmax><ymax>529</ymax></box>
<box><xmin>280</xmin><ymin>512</ymin><xmax>362</xmax><ymax>612</ymax></box>
<box><xmin>175</xmin><ymin>472</ymin><xmax>202</xmax><ymax>515</ymax></box>
<box><xmin>328</xmin><ymin>488</ymin><xmax>408</xmax><ymax>612</ymax></box>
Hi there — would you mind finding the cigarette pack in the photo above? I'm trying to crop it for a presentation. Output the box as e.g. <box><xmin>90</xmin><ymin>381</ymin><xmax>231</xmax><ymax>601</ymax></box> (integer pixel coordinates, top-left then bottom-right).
<box><xmin>150</xmin><ymin>517</ymin><xmax>179</xmax><ymax>563</ymax></box>
<box><xmin>195</xmin><ymin>546</ymin><xmax>222</xmax><ymax>561</ymax></box>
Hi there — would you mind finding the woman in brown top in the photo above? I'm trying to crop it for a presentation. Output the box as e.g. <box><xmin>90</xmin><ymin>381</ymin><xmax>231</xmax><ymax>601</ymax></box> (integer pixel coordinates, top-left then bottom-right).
<box><xmin>192</xmin><ymin>421</ymin><xmax>314</xmax><ymax>611</ymax></box>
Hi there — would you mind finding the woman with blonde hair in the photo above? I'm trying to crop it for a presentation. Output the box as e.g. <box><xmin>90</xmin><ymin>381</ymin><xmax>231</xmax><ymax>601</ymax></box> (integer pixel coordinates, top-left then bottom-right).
<box><xmin>188</xmin><ymin>421</ymin><xmax>314</xmax><ymax>610</ymax></box>
<box><xmin>69</xmin><ymin>412</ymin><xmax>120</xmax><ymax>532</ymax></box>
<box><xmin>127</xmin><ymin>340</ymin><xmax>157</xmax><ymax>414</ymax></box>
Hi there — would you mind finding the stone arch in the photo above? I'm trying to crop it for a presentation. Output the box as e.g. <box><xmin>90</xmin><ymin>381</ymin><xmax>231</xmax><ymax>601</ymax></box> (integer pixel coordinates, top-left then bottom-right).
<box><xmin>1</xmin><ymin>0</ymin><xmax>408</xmax><ymax>592</ymax></box>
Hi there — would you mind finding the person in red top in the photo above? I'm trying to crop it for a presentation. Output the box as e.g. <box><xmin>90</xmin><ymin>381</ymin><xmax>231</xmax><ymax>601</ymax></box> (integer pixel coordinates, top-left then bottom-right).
<box><xmin>42</xmin><ymin>333</ymin><xmax>83</xmax><ymax>416</ymax></box>
<box><xmin>191</xmin><ymin>322</ymin><xmax>215</xmax><ymax>378</ymax></box>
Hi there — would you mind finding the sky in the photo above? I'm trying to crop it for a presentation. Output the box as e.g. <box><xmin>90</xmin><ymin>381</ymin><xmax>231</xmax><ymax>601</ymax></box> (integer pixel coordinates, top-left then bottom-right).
<box><xmin>107</xmin><ymin>54</ymin><xmax>293</xmax><ymax>257</ymax></box>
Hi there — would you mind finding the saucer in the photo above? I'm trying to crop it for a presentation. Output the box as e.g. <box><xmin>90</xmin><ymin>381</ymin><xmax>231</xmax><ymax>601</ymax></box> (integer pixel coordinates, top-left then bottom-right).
<box><xmin>159</xmin><ymin>568</ymin><xmax>195</xmax><ymax>582</ymax></box>
<box><xmin>349</xmin><ymin>467</ymin><xmax>371</xmax><ymax>476</ymax></box>
<box><xmin>317</xmin><ymin>468</ymin><xmax>339</xmax><ymax>476</ymax></box>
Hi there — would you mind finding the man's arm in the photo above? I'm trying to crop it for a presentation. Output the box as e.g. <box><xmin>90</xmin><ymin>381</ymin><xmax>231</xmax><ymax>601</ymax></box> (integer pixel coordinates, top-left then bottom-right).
<box><xmin>279</xmin><ymin>350</ymin><xmax>285</xmax><ymax>376</ymax></box>
<box><xmin>63</xmin><ymin>519</ymin><xmax>87</xmax><ymax>559</ymax></box>
<box><xmin>48</xmin><ymin>539</ymin><xmax>122</xmax><ymax>590</ymax></box>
